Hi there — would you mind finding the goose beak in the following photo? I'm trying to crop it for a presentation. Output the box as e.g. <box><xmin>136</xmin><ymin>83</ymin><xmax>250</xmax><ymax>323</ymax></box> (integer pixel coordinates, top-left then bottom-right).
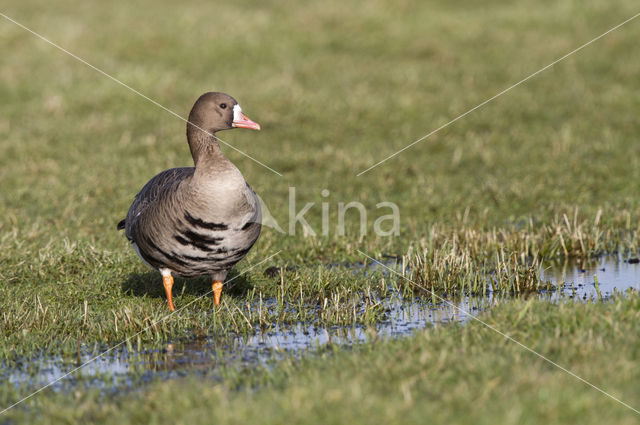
<box><xmin>232</xmin><ymin>104</ymin><xmax>261</xmax><ymax>130</ymax></box>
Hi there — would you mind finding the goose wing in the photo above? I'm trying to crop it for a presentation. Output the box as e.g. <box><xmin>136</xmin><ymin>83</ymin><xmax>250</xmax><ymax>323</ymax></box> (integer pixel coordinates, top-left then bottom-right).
<box><xmin>117</xmin><ymin>167</ymin><xmax>194</xmax><ymax>240</ymax></box>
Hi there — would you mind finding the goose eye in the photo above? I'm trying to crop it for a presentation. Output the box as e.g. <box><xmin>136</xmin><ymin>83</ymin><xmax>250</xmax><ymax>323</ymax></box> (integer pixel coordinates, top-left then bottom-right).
<box><xmin>220</xmin><ymin>103</ymin><xmax>227</xmax><ymax>109</ymax></box>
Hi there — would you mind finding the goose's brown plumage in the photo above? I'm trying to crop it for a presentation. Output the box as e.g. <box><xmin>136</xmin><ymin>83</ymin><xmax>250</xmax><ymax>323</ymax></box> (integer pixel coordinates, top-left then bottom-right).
<box><xmin>118</xmin><ymin>92</ymin><xmax>262</xmax><ymax>310</ymax></box>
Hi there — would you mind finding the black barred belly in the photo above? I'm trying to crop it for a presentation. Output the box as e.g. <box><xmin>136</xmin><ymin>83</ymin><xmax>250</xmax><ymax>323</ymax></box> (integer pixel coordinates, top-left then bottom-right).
<box><xmin>148</xmin><ymin>212</ymin><xmax>260</xmax><ymax>278</ymax></box>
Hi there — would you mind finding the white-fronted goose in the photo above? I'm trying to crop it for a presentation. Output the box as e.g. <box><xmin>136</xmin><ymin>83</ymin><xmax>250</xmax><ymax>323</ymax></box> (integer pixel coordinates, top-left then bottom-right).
<box><xmin>118</xmin><ymin>92</ymin><xmax>262</xmax><ymax>311</ymax></box>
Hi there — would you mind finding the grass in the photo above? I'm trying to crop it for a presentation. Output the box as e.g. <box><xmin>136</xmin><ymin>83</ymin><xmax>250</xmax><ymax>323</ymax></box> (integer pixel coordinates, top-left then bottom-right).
<box><xmin>3</xmin><ymin>293</ymin><xmax>640</xmax><ymax>424</ymax></box>
<box><xmin>1</xmin><ymin>0</ymin><xmax>640</xmax><ymax>422</ymax></box>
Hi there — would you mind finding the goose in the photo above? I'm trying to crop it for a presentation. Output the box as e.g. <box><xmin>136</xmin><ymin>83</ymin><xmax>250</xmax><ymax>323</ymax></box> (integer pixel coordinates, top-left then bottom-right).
<box><xmin>117</xmin><ymin>92</ymin><xmax>262</xmax><ymax>311</ymax></box>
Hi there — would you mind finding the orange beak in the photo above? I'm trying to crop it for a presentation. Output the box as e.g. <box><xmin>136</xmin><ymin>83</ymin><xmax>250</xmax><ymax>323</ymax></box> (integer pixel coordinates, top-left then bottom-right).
<box><xmin>232</xmin><ymin>112</ymin><xmax>261</xmax><ymax>130</ymax></box>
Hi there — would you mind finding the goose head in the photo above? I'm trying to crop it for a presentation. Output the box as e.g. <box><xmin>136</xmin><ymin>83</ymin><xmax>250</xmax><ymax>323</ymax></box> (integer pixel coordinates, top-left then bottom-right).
<box><xmin>188</xmin><ymin>92</ymin><xmax>260</xmax><ymax>134</ymax></box>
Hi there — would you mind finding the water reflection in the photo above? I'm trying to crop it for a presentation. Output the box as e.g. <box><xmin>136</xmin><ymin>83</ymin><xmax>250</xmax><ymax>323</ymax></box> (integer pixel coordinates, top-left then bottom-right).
<box><xmin>542</xmin><ymin>256</ymin><xmax>640</xmax><ymax>299</ymax></box>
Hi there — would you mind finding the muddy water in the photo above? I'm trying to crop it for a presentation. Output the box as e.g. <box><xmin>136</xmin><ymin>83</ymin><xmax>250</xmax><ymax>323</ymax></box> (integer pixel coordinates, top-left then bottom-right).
<box><xmin>4</xmin><ymin>257</ymin><xmax>640</xmax><ymax>394</ymax></box>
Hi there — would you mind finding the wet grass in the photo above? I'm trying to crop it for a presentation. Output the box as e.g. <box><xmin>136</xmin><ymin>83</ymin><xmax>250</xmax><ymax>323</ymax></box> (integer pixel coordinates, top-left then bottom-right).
<box><xmin>2</xmin><ymin>0</ymin><xmax>640</xmax><ymax>422</ymax></box>
<box><xmin>5</xmin><ymin>212</ymin><xmax>634</xmax><ymax>363</ymax></box>
<box><xmin>3</xmin><ymin>293</ymin><xmax>640</xmax><ymax>424</ymax></box>
<box><xmin>404</xmin><ymin>211</ymin><xmax>640</xmax><ymax>294</ymax></box>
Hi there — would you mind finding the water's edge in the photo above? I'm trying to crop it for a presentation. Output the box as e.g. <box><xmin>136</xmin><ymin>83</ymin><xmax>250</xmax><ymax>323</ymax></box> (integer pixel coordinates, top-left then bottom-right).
<box><xmin>3</xmin><ymin>256</ymin><xmax>639</xmax><ymax>394</ymax></box>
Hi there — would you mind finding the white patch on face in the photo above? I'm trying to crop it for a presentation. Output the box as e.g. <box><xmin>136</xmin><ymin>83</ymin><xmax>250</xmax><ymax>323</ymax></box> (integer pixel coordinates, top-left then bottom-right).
<box><xmin>233</xmin><ymin>104</ymin><xmax>243</xmax><ymax>122</ymax></box>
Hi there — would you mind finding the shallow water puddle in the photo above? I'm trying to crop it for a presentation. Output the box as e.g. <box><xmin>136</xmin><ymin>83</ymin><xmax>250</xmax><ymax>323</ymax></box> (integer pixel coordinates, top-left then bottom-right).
<box><xmin>4</xmin><ymin>295</ymin><xmax>495</xmax><ymax>393</ymax></box>
<box><xmin>3</xmin><ymin>257</ymin><xmax>639</xmax><ymax>394</ymax></box>
<box><xmin>542</xmin><ymin>256</ymin><xmax>640</xmax><ymax>300</ymax></box>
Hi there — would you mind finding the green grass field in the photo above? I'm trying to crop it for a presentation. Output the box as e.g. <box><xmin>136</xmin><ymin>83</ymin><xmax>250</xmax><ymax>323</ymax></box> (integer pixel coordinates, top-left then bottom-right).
<box><xmin>1</xmin><ymin>0</ymin><xmax>640</xmax><ymax>423</ymax></box>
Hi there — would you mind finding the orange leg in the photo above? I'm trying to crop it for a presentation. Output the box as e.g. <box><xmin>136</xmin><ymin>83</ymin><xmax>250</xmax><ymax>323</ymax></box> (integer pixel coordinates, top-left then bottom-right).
<box><xmin>162</xmin><ymin>272</ymin><xmax>175</xmax><ymax>312</ymax></box>
<box><xmin>212</xmin><ymin>280</ymin><xmax>223</xmax><ymax>306</ymax></box>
